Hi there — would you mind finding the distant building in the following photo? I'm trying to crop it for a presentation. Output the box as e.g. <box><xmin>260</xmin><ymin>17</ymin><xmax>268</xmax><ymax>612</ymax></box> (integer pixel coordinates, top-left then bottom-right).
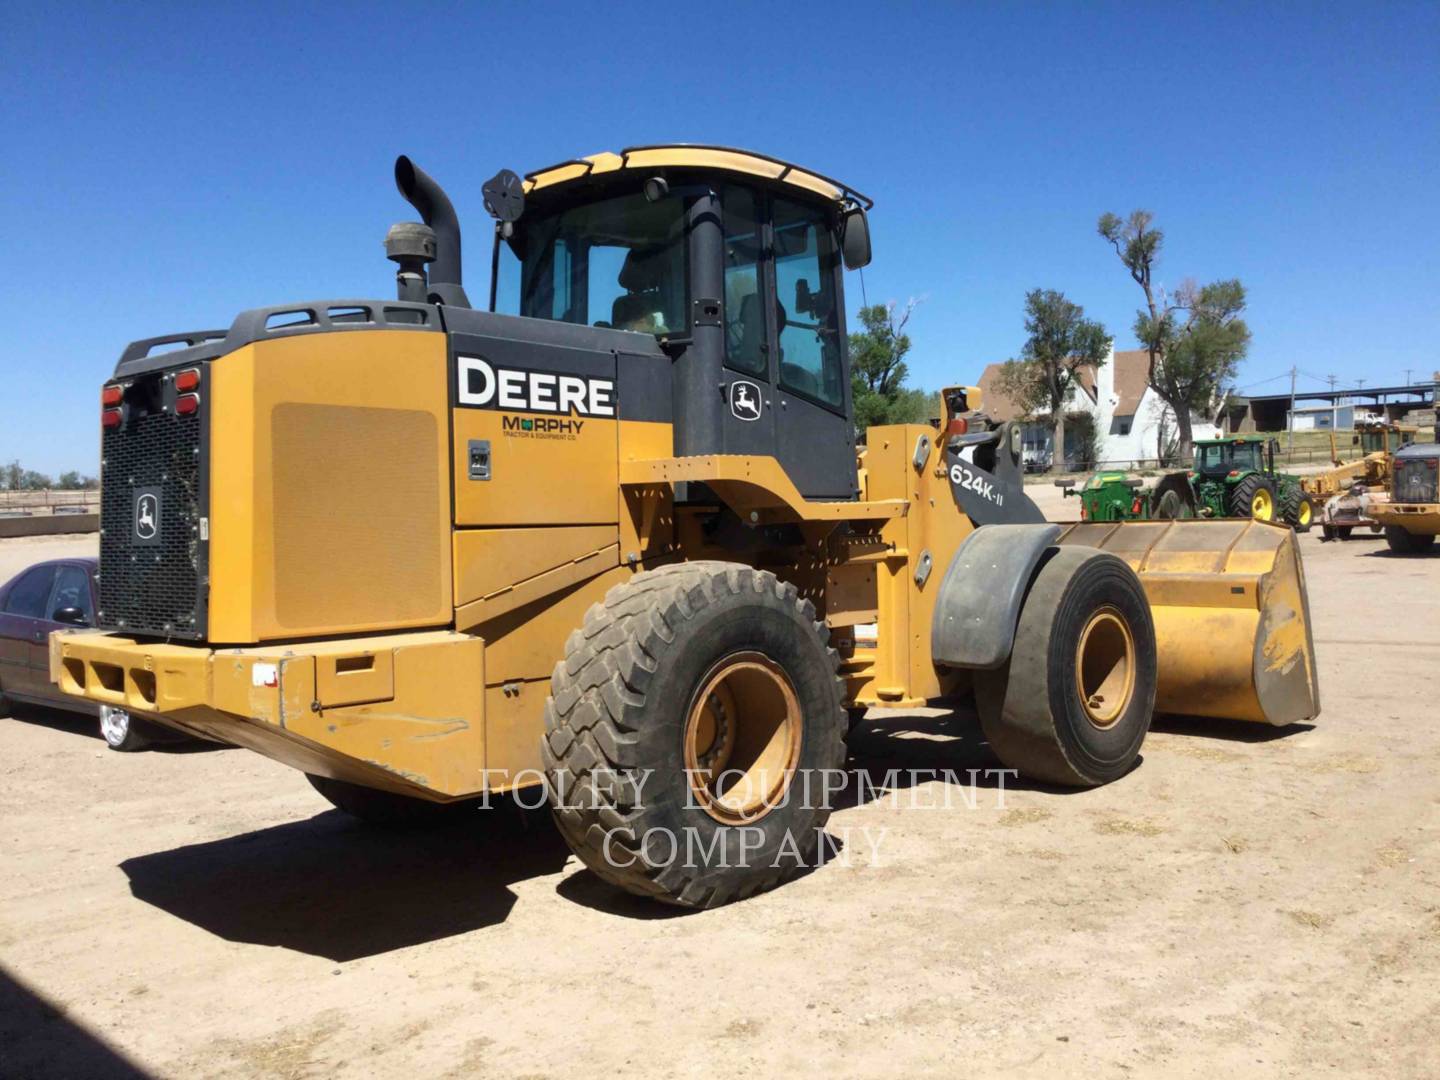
<box><xmin>974</xmin><ymin>348</ymin><xmax>1219</xmax><ymax>468</ymax></box>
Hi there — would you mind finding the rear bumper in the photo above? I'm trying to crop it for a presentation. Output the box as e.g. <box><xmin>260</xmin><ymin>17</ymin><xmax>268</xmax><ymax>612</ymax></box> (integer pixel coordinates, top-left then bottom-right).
<box><xmin>1366</xmin><ymin>503</ymin><xmax>1440</xmax><ymax>533</ymax></box>
<box><xmin>50</xmin><ymin>629</ymin><xmax>487</xmax><ymax>799</ymax></box>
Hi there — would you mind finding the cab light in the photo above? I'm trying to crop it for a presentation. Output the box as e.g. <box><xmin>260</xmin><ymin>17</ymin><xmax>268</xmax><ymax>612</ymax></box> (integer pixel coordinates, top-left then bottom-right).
<box><xmin>175</xmin><ymin>393</ymin><xmax>200</xmax><ymax>416</ymax></box>
<box><xmin>1228</xmin><ymin>470</ymin><xmax>1240</xmax><ymax>477</ymax></box>
<box><xmin>175</xmin><ymin>368</ymin><xmax>201</xmax><ymax>392</ymax></box>
<box><xmin>101</xmin><ymin>408</ymin><xmax>122</xmax><ymax>428</ymax></box>
<box><xmin>101</xmin><ymin>385</ymin><xmax>123</xmax><ymax>406</ymax></box>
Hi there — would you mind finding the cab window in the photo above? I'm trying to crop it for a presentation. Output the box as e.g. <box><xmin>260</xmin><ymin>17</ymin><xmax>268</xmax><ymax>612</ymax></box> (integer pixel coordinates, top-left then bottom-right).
<box><xmin>772</xmin><ymin>197</ymin><xmax>844</xmax><ymax>410</ymax></box>
<box><xmin>722</xmin><ymin>187</ymin><xmax>767</xmax><ymax>377</ymax></box>
<box><xmin>505</xmin><ymin>191</ymin><xmax>688</xmax><ymax>335</ymax></box>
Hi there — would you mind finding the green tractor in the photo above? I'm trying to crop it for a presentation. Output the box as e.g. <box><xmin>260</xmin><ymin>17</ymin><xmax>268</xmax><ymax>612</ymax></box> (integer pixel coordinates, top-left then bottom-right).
<box><xmin>1185</xmin><ymin>435</ymin><xmax>1312</xmax><ymax>531</ymax></box>
<box><xmin>1057</xmin><ymin>435</ymin><xmax>1313</xmax><ymax>531</ymax></box>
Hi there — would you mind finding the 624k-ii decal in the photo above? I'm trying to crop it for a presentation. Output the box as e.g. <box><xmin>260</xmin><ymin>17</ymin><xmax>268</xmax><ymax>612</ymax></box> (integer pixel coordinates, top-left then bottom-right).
<box><xmin>456</xmin><ymin>355</ymin><xmax>616</xmax><ymax>417</ymax></box>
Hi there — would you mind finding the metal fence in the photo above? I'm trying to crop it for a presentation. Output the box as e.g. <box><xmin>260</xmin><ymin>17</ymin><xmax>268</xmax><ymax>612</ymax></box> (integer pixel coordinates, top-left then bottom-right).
<box><xmin>0</xmin><ymin>490</ymin><xmax>101</xmax><ymax>517</ymax></box>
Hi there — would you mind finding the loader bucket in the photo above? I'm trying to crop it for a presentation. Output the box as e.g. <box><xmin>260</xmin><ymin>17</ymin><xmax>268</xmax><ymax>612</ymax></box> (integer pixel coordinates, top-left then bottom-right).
<box><xmin>1056</xmin><ymin>519</ymin><xmax>1319</xmax><ymax>726</ymax></box>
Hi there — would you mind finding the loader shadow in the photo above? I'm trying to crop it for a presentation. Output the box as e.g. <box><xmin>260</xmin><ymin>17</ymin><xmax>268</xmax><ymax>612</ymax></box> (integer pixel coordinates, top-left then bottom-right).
<box><xmin>120</xmin><ymin>800</ymin><xmax>570</xmax><ymax>961</ymax></box>
<box><xmin>838</xmin><ymin>704</ymin><xmax>1113</xmax><ymax>806</ymax></box>
<box><xmin>0</xmin><ymin>965</ymin><xmax>152</xmax><ymax>1079</ymax></box>
<box><xmin>1151</xmin><ymin>714</ymin><xmax>1315</xmax><ymax>743</ymax></box>
<box><xmin>557</xmin><ymin>703</ymin><xmax>1092</xmax><ymax>920</ymax></box>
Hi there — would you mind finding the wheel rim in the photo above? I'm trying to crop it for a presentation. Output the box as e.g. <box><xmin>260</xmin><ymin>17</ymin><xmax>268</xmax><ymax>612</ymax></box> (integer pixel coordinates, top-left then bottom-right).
<box><xmin>683</xmin><ymin>652</ymin><xmax>802</xmax><ymax>825</ymax></box>
<box><xmin>100</xmin><ymin>706</ymin><xmax>130</xmax><ymax>745</ymax></box>
<box><xmin>1074</xmin><ymin>608</ymin><xmax>1136</xmax><ymax>729</ymax></box>
<box><xmin>1298</xmin><ymin>500</ymin><xmax>1312</xmax><ymax>526</ymax></box>
<box><xmin>1251</xmin><ymin>487</ymin><xmax>1274</xmax><ymax>520</ymax></box>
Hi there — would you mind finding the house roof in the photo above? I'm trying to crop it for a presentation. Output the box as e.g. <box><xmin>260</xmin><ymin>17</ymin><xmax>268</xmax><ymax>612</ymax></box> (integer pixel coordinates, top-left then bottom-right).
<box><xmin>1111</xmin><ymin>349</ymin><xmax>1151</xmax><ymax>417</ymax></box>
<box><xmin>975</xmin><ymin>361</ymin><xmax>1098</xmax><ymax>422</ymax></box>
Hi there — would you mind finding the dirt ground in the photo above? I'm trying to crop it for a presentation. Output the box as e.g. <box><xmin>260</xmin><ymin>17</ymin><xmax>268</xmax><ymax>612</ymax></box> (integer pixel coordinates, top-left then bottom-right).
<box><xmin>2</xmin><ymin>517</ymin><xmax>1438</xmax><ymax>1079</ymax></box>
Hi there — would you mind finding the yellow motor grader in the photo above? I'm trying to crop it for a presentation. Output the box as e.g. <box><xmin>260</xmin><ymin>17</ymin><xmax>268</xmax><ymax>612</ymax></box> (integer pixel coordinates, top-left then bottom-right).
<box><xmin>52</xmin><ymin>147</ymin><xmax>1319</xmax><ymax>907</ymax></box>
<box><xmin>1302</xmin><ymin>419</ymin><xmax>1417</xmax><ymax>539</ymax></box>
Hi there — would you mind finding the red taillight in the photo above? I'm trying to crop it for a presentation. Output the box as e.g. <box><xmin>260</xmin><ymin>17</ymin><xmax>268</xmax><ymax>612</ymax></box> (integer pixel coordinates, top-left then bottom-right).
<box><xmin>175</xmin><ymin>368</ymin><xmax>200</xmax><ymax>392</ymax></box>
<box><xmin>945</xmin><ymin>418</ymin><xmax>968</xmax><ymax>437</ymax></box>
<box><xmin>175</xmin><ymin>393</ymin><xmax>200</xmax><ymax>416</ymax></box>
<box><xmin>101</xmin><ymin>408</ymin><xmax>122</xmax><ymax>429</ymax></box>
<box><xmin>1227</xmin><ymin>469</ymin><xmax>1240</xmax><ymax>477</ymax></box>
<box><xmin>1132</xmin><ymin>498</ymin><xmax>1142</xmax><ymax>515</ymax></box>
<box><xmin>101</xmin><ymin>385</ymin><xmax>122</xmax><ymax>407</ymax></box>
<box><xmin>1080</xmin><ymin>503</ymin><xmax>1088</xmax><ymax>521</ymax></box>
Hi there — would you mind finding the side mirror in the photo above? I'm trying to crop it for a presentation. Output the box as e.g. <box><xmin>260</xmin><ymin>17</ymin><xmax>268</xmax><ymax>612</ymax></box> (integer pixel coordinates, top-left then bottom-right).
<box><xmin>52</xmin><ymin>606</ymin><xmax>88</xmax><ymax>626</ymax></box>
<box><xmin>1123</xmin><ymin>478</ymin><xmax>1145</xmax><ymax>489</ymax></box>
<box><xmin>1054</xmin><ymin>478</ymin><xmax>1076</xmax><ymax>489</ymax></box>
<box><xmin>840</xmin><ymin>206</ymin><xmax>872</xmax><ymax>270</ymax></box>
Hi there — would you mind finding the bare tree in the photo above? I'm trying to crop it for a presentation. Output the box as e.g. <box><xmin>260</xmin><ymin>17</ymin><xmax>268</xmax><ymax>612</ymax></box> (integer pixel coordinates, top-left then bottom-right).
<box><xmin>1098</xmin><ymin>211</ymin><xmax>1250</xmax><ymax>462</ymax></box>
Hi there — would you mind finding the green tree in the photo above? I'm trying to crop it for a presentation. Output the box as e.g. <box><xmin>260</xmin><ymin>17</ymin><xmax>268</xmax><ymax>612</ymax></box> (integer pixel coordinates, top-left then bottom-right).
<box><xmin>1098</xmin><ymin>211</ymin><xmax>1251</xmax><ymax>460</ymax></box>
<box><xmin>2</xmin><ymin>461</ymin><xmax>21</xmax><ymax>491</ymax></box>
<box><xmin>57</xmin><ymin>470</ymin><xmax>84</xmax><ymax>490</ymax></box>
<box><xmin>849</xmin><ymin>300</ymin><xmax>934</xmax><ymax>432</ymax></box>
<box><xmin>996</xmin><ymin>289</ymin><xmax>1111</xmax><ymax>468</ymax></box>
<box><xmin>19</xmin><ymin>470</ymin><xmax>53</xmax><ymax>491</ymax></box>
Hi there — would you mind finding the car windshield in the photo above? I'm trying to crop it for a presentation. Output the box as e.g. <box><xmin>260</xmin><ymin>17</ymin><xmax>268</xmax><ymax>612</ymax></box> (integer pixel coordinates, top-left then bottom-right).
<box><xmin>496</xmin><ymin>190</ymin><xmax>689</xmax><ymax>336</ymax></box>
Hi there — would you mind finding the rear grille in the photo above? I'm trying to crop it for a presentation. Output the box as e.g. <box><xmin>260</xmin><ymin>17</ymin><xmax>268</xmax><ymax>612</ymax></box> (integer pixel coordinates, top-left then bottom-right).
<box><xmin>98</xmin><ymin>387</ymin><xmax>205</xmax><ymax>639</ymax></box>
<box><xmin>1394</xmin><ymin>460</ymin><xmax>1439</xmax><ymax>505</ymax></box>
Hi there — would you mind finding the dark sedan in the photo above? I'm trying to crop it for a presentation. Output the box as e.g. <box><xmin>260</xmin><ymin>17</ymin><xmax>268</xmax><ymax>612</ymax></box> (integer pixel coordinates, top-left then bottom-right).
<box><xmin>0</xmin><ymin>558</ymin><xmax>162</xmax><ymax>750</ymax></box>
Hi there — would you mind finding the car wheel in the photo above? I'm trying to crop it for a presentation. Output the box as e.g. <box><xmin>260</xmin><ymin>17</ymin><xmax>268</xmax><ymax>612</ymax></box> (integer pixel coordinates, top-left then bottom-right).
<box><xmin>100</xmin><ymin>705</ymin><xmax>151</xmax><ymax>752</ymax></box>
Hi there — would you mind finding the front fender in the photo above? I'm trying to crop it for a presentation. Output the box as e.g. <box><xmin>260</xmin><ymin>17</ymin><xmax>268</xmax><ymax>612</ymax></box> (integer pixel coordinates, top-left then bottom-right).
<box><xmin>931</xmin><ymin>523</ymin><xmax>1061</xmax><ymax>669</ymax></box>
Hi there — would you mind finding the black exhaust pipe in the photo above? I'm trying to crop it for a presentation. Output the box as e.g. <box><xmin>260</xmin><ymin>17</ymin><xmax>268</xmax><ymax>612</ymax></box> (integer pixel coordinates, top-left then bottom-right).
<box><xmin>394</xmin><ymin>155</ymin><xmax>470</xmax><ymax>307</ymax></box>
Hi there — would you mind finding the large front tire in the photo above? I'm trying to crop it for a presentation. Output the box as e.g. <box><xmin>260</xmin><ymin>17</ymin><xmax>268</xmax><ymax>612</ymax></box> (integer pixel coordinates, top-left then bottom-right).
<box><xmin>975</xmin><ymin>547</ymin><xmax>1157</xmax><ymax>788</ymax></box>
<box><xmin>1385</xmin><ymin>526</ymin><xmax>1436</xmax><ymax>554</ymax></box>
<box><xmin>543</xmin><ymin>562</ymin><xmax>847</xmax><ymax>909</ymax></box>
<box><xmin>1283</xmin><ymin>489</ymin><xmax>1314</xmax><ymax>533</ymax></box>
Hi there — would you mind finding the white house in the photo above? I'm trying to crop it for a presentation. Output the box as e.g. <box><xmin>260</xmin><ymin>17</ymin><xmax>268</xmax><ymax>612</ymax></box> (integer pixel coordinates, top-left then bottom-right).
<box><xmin>974</xmin><ymin>348</ymin><xmax>1220</xmax><ymax>468</ymax></box>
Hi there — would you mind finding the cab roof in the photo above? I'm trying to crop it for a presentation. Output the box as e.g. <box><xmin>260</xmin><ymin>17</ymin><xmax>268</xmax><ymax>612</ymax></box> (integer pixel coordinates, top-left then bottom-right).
<box><xmin>1395</xmin><ymin>442</ymin><xmax>1440</xmax><ymax>460</ymax></box>
<box><xmin>523</xmin><ymin>144</ymin><xmax>873</xmax><ymax>210</ymax></box>
<box><xmin>1195</xmin><ymin>434</ymin><xmax>1270</xmax><ymax>445</ymax></box>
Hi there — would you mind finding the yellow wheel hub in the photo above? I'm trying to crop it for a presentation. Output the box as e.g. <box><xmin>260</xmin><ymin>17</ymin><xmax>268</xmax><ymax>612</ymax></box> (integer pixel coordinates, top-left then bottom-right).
<box><xmin>1298</xmin><ymin>499</ymin><xmax>1312</xmax><ymax>526</ymax></box>
<box><xmin>1251</xmin><ymin>487</ymin><xmax>1274</xmax><ymax>520</ymax></box>
<box><xmin>1074</xmin><ymin>608</ymin><xmax>1136</xmax><ymax>729</ymax></box>
<box><xmin>683</xmin><ymin>652</ymin><xmax>802</xmax><ymax>825</ymax></box>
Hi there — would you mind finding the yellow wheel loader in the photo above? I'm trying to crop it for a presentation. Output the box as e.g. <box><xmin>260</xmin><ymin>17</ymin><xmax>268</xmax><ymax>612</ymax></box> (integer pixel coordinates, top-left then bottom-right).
<box><xmin>53</xmin><ymin>147</ymin><xmax>1319</xmax><ymax>908</ymax></box>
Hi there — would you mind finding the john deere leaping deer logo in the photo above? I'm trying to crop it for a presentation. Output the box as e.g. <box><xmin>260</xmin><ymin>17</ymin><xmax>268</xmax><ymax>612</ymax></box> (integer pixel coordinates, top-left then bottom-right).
<box><xmin>134</xmin><ymin>492</ymin><xmax>159</xmax><ymax>542</ymax></box>
<box><xmin>730</xmin><ymin>380</ymin><xmax>762</xmax><ymax>422</ymax></box>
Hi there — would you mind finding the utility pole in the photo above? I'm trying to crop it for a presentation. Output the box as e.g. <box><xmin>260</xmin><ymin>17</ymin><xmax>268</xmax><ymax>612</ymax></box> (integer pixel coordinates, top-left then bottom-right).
<box><xmin>1404</xmin><ymin>368</ymin><xmax>1413</xmax><ymax>387</ymax></box>
<box><xmin>1288</xmin><ymin>365</ymin><xmax>1297</xmax><ymax>454</ymax></box>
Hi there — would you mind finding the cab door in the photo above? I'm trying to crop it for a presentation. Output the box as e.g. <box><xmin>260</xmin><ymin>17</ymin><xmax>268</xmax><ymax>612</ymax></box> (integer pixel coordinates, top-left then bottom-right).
<box><xmin>767</xmin><ymin>196</ymin><xmax>857</xmax><ymax>501</ymax></box>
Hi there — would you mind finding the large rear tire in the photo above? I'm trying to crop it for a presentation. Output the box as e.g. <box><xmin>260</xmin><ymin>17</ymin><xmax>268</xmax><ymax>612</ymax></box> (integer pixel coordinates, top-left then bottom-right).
<box><xmin>306</xmin><ymin>774</ymin><xmax>462</xmax><ymax>824</ymax></box>
<box><xmin>543</xmin><ymin>562</ymin><xmax>847</xmax><ymax>908</ymax></box>
<box><xmin>1231</xmin><ymin>474</ymin><xmax>1277</xmax><ymax>522</ymax></box>
<box><xmin>975</xmin><ymin>547</ymin><xmax>1157</xmax><ymax>788</ymax></box>
<box><xmin>1385</xmin><ymin>526</ymin><xmax>1436</xmax><ymax>554</ymax></box>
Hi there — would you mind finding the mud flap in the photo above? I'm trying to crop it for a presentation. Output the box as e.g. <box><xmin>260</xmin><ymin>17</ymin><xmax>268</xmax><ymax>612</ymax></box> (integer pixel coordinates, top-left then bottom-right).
<box><xmin>931</xmin><ymin>523</ymin><xmax>1061</xmax><ymax>668</ymax></box>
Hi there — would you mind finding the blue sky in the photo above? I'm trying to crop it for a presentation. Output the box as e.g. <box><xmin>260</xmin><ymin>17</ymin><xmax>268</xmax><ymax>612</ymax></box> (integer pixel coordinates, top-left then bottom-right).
<box><xmin>2</xmin><ymin>1</ymin><xmax>1436</xmax><ymax>474</ymax></box>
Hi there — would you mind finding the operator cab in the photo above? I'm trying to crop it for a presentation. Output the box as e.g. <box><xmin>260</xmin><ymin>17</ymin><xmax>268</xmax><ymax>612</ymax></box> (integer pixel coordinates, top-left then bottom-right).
<box><xmin>1194</xmin><ymin>437</ymin><xmax>1271</xmax><ymax>477</ymax></box>
<box><xmin>489</xmin><ymin>146</ymin><xmax>873</xmax><ymax>501</ymax></box>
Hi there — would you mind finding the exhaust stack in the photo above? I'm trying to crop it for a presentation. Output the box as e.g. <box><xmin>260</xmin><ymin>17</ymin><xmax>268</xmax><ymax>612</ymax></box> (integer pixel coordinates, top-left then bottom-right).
<box><xmin>393</xmin><ymin>156</ymin><xmax>470</xmax><ymax>307</ymax></box>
